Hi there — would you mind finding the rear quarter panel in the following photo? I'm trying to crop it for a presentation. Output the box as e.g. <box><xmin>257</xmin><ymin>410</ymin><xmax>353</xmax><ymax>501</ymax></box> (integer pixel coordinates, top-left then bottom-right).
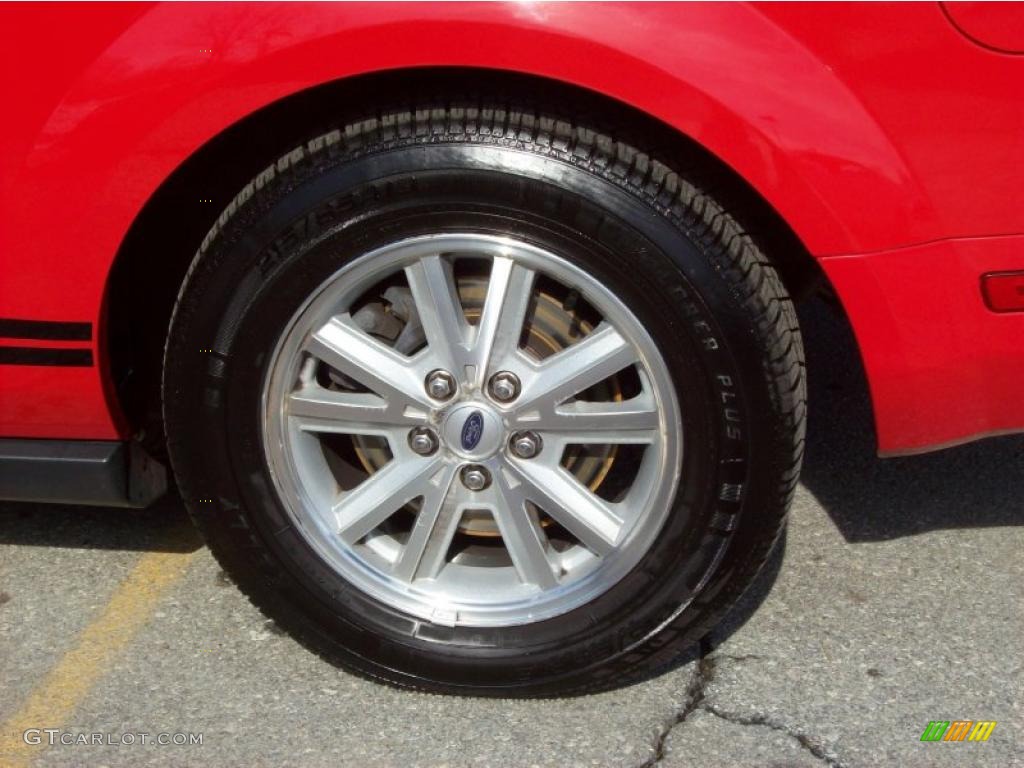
<box><xmin>0</xmin><ymin>2</ymin><xmax>1021</xmax><ymax>451</ymax></box>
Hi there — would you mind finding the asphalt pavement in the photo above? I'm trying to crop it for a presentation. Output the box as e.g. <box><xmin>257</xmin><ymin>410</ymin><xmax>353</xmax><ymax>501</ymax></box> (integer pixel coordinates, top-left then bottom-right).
<box><xmin>1</xmin><ymin>300</ymin><xmax>1021</xmax><ymax>768</ymax></box>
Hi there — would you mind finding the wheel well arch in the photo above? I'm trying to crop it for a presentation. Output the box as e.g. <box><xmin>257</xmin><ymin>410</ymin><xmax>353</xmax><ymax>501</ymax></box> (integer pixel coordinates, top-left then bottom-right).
<box><xmin>104</xmin><ymin>66</ymin><xmax>825</xmax><ymax>450</ymax></box>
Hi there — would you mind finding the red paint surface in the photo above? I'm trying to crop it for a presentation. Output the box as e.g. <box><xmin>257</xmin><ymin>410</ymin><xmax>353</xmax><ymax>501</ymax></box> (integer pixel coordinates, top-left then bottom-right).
<box><xmin>942</xmin><ymin>2</ymin><xmax>1024</xmax><ymax>54</ymax></box>
<box><xmin>0</xmin><ymin>3</ymin><xmax>1021</xmax><ymax>451</ymax></box>
<box><xmin>981</xmin><ymin>272</ymin><xmax>1024</xmax><ymax>313</ymax></box>
<box><xmin>822</xmin><ymin>235</ymin><xmax>1024</xmax><ymax>455</ymax></box>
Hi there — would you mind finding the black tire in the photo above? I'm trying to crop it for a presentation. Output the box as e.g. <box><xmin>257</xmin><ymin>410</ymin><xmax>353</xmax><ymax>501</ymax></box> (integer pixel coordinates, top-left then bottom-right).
<box><xmin>163</xmin><ymin>101</ymin><xmax>805</xmax><ymax>696</ymax></box>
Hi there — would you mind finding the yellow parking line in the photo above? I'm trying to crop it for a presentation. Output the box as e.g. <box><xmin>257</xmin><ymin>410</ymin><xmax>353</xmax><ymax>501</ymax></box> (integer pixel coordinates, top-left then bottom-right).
<box><xmin>0</xmin><ymin>546</ymin><xmax>199</xmax><ymax>767</ymax></box>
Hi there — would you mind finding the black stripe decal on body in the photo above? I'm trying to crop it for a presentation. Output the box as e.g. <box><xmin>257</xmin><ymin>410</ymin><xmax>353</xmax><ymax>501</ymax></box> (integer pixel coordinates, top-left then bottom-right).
<box><xmin>0</xmin><ymin>318</ymin><xmax>92</xmax><ymax>341</ymax></box>
<box><xmin>0</xmin><ymin>347</ymin><xmax>94</xmax><ymax>366</ymax></box>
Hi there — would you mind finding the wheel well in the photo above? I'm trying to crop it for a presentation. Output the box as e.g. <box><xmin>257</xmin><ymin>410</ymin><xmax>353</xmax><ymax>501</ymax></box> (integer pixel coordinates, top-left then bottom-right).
<box><xmin>105</xmin><ymin>66</ymin><xmax>825</xmax><ymax>451</ymax></box>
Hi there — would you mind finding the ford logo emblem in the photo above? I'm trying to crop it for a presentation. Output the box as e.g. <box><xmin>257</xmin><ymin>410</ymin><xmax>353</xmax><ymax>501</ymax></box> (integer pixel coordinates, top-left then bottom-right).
<box><xmin>461</xmin><ymin>411</ymin><xmax>484</xmax><ymax>451</ymax></box>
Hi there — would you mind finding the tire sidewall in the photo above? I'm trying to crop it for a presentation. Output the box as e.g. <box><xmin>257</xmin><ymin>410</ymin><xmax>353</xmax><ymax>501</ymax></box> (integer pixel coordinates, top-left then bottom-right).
<box><xmin>165</xmin><ymin>142</ymin><xmax>775</xmax><ymax>692</ymax></box>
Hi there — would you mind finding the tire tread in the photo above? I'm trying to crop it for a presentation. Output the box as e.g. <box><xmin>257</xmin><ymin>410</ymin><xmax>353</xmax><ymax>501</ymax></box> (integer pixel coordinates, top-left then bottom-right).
<box><xmin>164</xmin><ymin>98</ymin><xmax>806</xmax><ymax>697</ymax></box>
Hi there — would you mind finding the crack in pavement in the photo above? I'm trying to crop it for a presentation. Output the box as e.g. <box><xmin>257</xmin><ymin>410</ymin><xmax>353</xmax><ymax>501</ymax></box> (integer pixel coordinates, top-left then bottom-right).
<box><xmin>638</xmin><ymin>637</ymin><xmax>716</xmax><ymax>768</ymax></box>
<box><xmin>701</xmin><ymin>704</ymin><xmax>849</xmax><ymax>768</ymax></box>
<box><xmin>637</xmin><ymin>638</ymin><xmax>849</xmax><ymax>768</ymax></box>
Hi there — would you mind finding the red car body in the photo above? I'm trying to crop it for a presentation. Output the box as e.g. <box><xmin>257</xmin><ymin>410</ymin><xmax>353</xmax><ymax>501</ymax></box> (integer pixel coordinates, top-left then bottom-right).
<box><xmin>1</xmin><ymin>2</ymin><xmax>1022</xmax><ymax>456</ymax></box>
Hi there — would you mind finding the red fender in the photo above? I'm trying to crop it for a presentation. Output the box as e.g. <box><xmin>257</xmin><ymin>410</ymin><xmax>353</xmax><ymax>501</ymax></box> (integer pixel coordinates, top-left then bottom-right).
<box><xmin>0</xmin><ymin>3</ymin><xmax>1021</xmax><ymax>452</ymax></box>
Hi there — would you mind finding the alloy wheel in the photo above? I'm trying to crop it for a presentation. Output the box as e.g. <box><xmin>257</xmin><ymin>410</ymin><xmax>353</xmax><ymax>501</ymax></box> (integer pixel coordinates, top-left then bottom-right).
<box><xmin>262</xmin><ymin>233</ymin><xmax>682</xmax><ymax>627</ymax></box>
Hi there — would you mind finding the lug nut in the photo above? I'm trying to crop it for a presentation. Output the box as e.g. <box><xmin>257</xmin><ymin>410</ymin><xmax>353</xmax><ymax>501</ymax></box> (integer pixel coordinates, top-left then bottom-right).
<box><xmin>460</xmin><ymin>465</ymin><xmax>491</xmax><ymax>491</ymax></box>
<box><xmin>488</xmin><ymin>371</ymin><xmax>521</xmax><ymax>403</ymax></box>
<box><xmin>408</xmin><ymin>427</ymin><xmax>439</xmax><ymax>456</ymax></box>
<box><xmin>510</xmin><ymin>431</ymin><xmax>542</xmax><ymax>459</ymax></box>
<box><xmin>425</xmin><ymin>370</ymin><xmax>456</xmax><ymax>401</ymax></box>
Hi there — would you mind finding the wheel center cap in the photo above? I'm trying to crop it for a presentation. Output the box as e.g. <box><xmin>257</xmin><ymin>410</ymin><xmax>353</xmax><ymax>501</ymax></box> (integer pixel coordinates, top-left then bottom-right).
<box><xmin>443</xmin><ymin>402</ymin><xmax>504</xmax><ymax>459</ymax></box>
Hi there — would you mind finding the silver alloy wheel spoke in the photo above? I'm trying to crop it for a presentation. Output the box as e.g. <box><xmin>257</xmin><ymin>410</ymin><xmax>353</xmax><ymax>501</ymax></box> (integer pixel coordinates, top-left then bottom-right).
<box><xmin>515</xmin><ymin>323</ymin><xmax>638</xmax><ymax>413</ymax></box>
<box><xmin>405</xmin><ymin>255</ymin><xmax>470</xmax><ymax>374</ymax></box>
<box><xmin>473</xmin><ymin>257</ymin><xmax>535</xmax><ymax>384</ymax></box>
<box><xmin>512</xmin><ymin>394</ymin><xmax>660</xmax><ymax>439</ymax></box>
<box><xmin>506</xmin><ymin>459</ymin><xmax>622</xmax><ymax>556</ymax></box>
<box><xmin>392</xmin><ymin>463</ymin><xmax>461</xmax><ymax>582</ymax></box>
<box><xmin>263</xmin><ymin>233</ymin><xmax>681</xmax><ymax>627</ymax></box>
<box><xmin>334</xmin><ymin>456</ymin><xmax>445</xmax><ymax>544</ymax></box>
<box><xmin>490</xmin><ymin>464</ymin><xmax>559</xmax><ymax>589</ymax></box>
<box><xmin>288</xmin><ymin>389</ymin><xmax>425</xmax><ymax>433</ymax></box>
<box><xmin>308</xmin><ymin>315</ymin><xmax>431</xmax><ymax>406</ymax></box>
